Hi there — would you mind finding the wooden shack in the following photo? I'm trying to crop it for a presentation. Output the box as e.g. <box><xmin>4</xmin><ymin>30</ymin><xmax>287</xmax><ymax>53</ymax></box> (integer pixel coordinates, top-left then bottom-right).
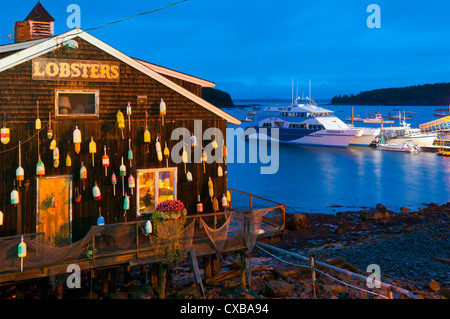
<box><xmin>0</xmin><ymin>3</ymin><xmax>241</xmax><ymax>245</ymax></box>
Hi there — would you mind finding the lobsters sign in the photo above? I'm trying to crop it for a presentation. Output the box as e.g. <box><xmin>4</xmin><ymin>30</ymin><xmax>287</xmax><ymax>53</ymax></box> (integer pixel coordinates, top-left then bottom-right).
<box><xmin>32</xmin><ymin>58</ymin><xmax>120</xmax><ymax>82</ymax></box>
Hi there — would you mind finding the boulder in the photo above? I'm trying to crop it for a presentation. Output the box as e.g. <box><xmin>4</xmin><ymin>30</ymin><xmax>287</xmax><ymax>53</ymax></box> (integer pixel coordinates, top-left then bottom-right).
<box><xmin>264</xmin><ymin>280</ymin><xmax>292</xmax><ymax>298</ymax></box>
<box><xmin>400</xmin><ymin>207</ymin><xmax>411</xmax><ymax>213</ymax></box>
<box><xmin>285</xmin><ymin>213</ymin><xmax>309</xmax><ymax>231</ymax></box>
<box><xmin>359</xmin><ymin>210</ymin><xmax>387</xmax><ymax>221</ymax></box>
<box><xmin>376</xmin><ymin>203</ymin><xmax>386</xmax><ymax>211</ymax></box>
<box><xmin>425</xmin><ymin>279</ymin><xmax>440</xmax><ymax>292</ymax></box>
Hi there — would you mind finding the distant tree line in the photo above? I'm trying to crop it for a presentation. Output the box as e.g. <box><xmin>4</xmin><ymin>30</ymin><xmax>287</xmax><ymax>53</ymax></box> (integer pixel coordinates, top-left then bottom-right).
<box><xmin>331</xmin><ymin>82</ymin><xmax>450</xmax><ymax>106</ymax></box>
<box><xmin>201</xmin><ymin>87</ymin><xmax>235</xmax><ymax>107</ymax></box>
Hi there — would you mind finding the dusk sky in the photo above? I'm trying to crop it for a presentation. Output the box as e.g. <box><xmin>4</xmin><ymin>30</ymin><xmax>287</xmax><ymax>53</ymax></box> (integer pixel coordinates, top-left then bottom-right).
<box><xmin>1</xmin><ymin>0</ymin><xmax>449</xmax><ymax>100</ymax></box>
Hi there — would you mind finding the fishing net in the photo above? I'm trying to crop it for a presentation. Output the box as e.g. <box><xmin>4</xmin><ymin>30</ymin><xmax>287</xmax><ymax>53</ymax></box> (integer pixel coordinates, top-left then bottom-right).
<box><xmin>0</xmin><ymin>207</ymin><xmax>284</xmax><ymax>276</ymax></box>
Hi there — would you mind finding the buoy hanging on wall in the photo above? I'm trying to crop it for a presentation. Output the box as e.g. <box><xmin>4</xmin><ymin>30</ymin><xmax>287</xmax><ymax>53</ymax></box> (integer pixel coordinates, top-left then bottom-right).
<box><xmin>66</xmin><ymin>154</ymin><xmax>72</xmax><ymax>167</ymax></box>
<box><xmin>217</xmin><ymin>165</ymin><xmax>223</xmax><ymax>177</ymax></box>
<box><xmin>126</xmin><ymin>102</ymin><xmax>132</xmax><ymax>133</ymax></box>
<box><xmin>18</xmin><ymin>236</ymin><xmax>26</xmax><ymax>272</ymax></box>
<box><xmin>190</xmin><ymin>134</ymin><xmax>197</xmax><ymax>147</ymax></box>
<box><xmin>16</xmin><ymin>141</ymin><xmax>24</xmax><ymax>186</ymax></box>
<box><xmin>145</xmin><ymin>220</ymin><xmax>152</xmax><ymax>234</ymax></box>
<box><xmin>186</xmin><ymin>170</ymin><xmax>192</xmax><ymax>182</ymax></box>
<box><xmin>182</xmin><ymin>146</ymin><xmax>188</xmax><ymax>173</ymax></box>
<box><xmin>80</xmin><ymin>161</ymin><xmax>87</xmax><ymax>190</ymax></box>
<box><xmin>222</xmin><ymin>194</ymin><xmax>228</xmax><ymax>212</ymax></box>
<box><xmin>202</xmin><ymin>148</ymin><xmax>207</xmax><ymax>174</ymax></box>
<box><xmin>73</xmin><ymin>126</ymin><xmax>82</xmax><ymax>154</ymax></box>
<box><xmin>0</xmin><ymin>211</ymin><xmax>3</xmax><ymax>226</ymax></box>
<box><xmin>196</xmin><ymin>195</ymin><xmax>203</xmax><ymax>213</ymax></box>
<box><xmin>111</xmin><ymin>172</ymin><xmax>117</xmax><ymax>196</ymax></box>
<box><xmin>97</xmin><ymin>208</ymin><xmax>105</xmax><ymax>226</ymax></box>
<box><xmin>128</xmin><ymin>174</ymin><xmax>135</xmax><ymax>195</ymax></box>
<box><xmin>123</xmin><ymin>193</ymin><xmax>130</xmax><ymax>221</ymax></box>
<box><xmin>102</xmin><ymin>146</ymin><xmax>109</xmax><ymax>176</ymax></box>
<box><xmin>53</xmin><ymin>147</ymin><xmax>60</xmax><ymax>168</ymax></box>
<box><xmin>120</xmin><ymin>157</ymin><xmax>126</xmax><ymax>196</ymax></box>
<box><xmin>155</xmin><ymin>135</ymin><xmax>162</xmax><ymax>162</ymax></box>
<box><xmin>144</xmin><ymin>110</ymin><xmax>151</xmax><ymax>153</ymax></box>
<box><xmin>47</xmin><ymin>112</ymin><xmax>53</xmax><ymax>139</ymax></box>
<box><xmin>128</xmin><ymin>139</ymin><xmax>133</xmax><ymax>168</ymax></box>
<box><xmin>49</xmin><ymin>137</ymin><xmax>56</xmax><ymax>151</ymax></box>
<box><xmin>11</xmin><ymin>186</ymin><xmax>19</xmax><ymax>205</ymax></box>
<box><xmin>36</xmin><ymin>155</ymin><xmax>45</xmax><ymax>176</ymax></box>
<box><xmin>89</xmin><ymin>137</ymin><xmax>97</xmax><ymax>167</ymax></box>
<box><xmin>1</xmin><ymin>126</ymin><xmax>10</xmax><ymax>145</ymax></box>
<box><xmin>223</xmin><ymin>139</ymin><xmax>228</xmax><ymax>165</ymax></box>
<box><xmin>117</xmin><ymin>110</ymin><xmax>125</xmax><ymax>139</ymax></box>
<box><xmin>164</xmin><ymin>142</ymin><xmax>169</xmax><ymax>168</ymax></box>
<box><xmin>35</xmin><ymin>101</ymin><xmax>41</xmax><ymax>130</ymax></box>
<box><xmin>93</xmin><ymin>181</ymin><xmax>101</xmax><ymax>200</ymax></box>
<box><xmin>160</xmin><ymin>98</ymin><xmax>166</xmax><ymax>126</ymax></box>
<box><xmin>208</xmin><ymin>177</ymin><xmax>214</xmax><ymax>200</ymax></box>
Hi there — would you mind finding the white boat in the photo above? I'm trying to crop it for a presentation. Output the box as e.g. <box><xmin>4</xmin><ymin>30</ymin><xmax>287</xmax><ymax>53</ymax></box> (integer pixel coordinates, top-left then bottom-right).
<box><xmin>349</xmin><ymin>127</ymin><xmax>381</xmax><ymax>146</ymax></box>
<box><xmin>247</xmin><ymin>96</ymin><xmax>362</xmax><ymax>148</ymax></box>
<box><xmin>363</xmin><ymin>114</ymin><xmax>394</xmax><ymax>124</ymax></box>
<box><xmin>377</xmin><ymin>143</ymin><xmax>421</xmax><ymax>153</ymax></box>
<box><xmin>345</xmin><ymin>115</ymin><xmax>364</xmax><ymax>122</ymax></box>
<box><xmin>380</xmin><ymin>120</ymin><xmax>438</xmax><ymax>147</ymax></box>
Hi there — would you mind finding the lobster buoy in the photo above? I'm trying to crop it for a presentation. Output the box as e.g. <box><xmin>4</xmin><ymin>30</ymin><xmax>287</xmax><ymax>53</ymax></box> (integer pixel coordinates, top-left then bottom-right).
<box><xmin>202</xmin><ymin>148</ymin><xmax>207</xmax><ymax>174</ymax></box>
<box><xmin>47</xmin><ymin>128</ymin><xmax>53</xmax><ymax>140</ymax></box>
<box><xmin>155</xmin><ymin>136</ymin><xmax>162</xmax><ymax>162</ymax></box>
<box><xmin>102</xmin><ymin>146</ymin><xmax>109</xmax><ymax>176</ymax></box>
<box><xmin>36</xmin><ymin>156</ymin><xmax>45</xmax><ymax>176</ymax></box>
<box><xmin>123</xmin><ymin>194</ymin><xmax>130</xmax><ymax>211</ymax></box>
<box><xmin>53</xmin><ymin>147</ymin><xmax>60</xmax><ymax>168</ymax></box>
<box><xmin>35</xmin><ymin>117</ymin><xmax>41</xmax><ymax>130</ymax></box>
<box><xmin>111</xmin><ymin>172</ymin><xmax>117</xmax><ymax>196</ymax></box>
<box><xmin>196</xmin><ymin>195</ymin><xmax>203</xmax><ymax>213</ymax></box>
<box><xmin>226</xmin><ymin>189</ymin><xmax>231</xmax><ymax>203</ymax></box>
<box><xmin>223</xmin><ymin>140</ymin><xmax>228</xmax><ymax>165</ymax></box>
<box><xmin>51</xmin><ymin>197</ymin><xmax>57</xmax><ymax>208</ymax></box>
<box><xmin>160</xmin><ymin>98</ymin><xmax>166</xmax><ymax>126</ymax></box>
<box><xmin>97</xmin><ymin>215</ymin><xmax>105</xmax><ymax>226</ymax></box>
<box><xmin>126</xmin><ymin>102</ymin><xmax>132</xmax><ymax>132</ymax></box>
<box><xmin>182</xmin><ymin>146</ymin><xmax>188</xmax><ymax>173</ymax></box>
<box><xmin>120</xmin><ymin>157</ymin><xmax>126</xmax><ymax>196</ymax></box>
<box><xmin>212</xmin><ymin>196</ymin><xmax>219</xmax><ymax>212</ymax></box>
<box><xmin>144</xmin><ymin>128</ymin><xmax>151</xmax><ymax>143</ymax></box>
<box><xmin>128</xmin><ymin>139</ymin><xmax>133</xmax><ymax>167</ymax></box>
<box><xmin>211</xmin><ymin>137</ymin><xmax>218</xmax><ymax>149</ymax></box>
<box><xmin>190</xmin><ymin>134</ymin><xmax>197</xmax><ymax>147</ymax></box>
<box><xmin>217</xmin><ymin>165</ymin><xmax>223</xmax><ymax>177</ymax></box>
<box><xmin>11</xmin><ymin>188</ymin><xmax>19</xmax><ymax>205</ymax></box>
<box><xmin>0</xmin><ymin>211</ymin><xmax>3</xmax><ymax>226</ymax></box>
<box><xmin>208</xmin><ymin>177</ymin><xmax>214</xmax><ymax>199</ymax></box>
<box><xmin>49</xmin><ymin>137</ymin><xmax>56</xmax><ymax>151</ymax></box>
<box><xmin>128</xmin><ymin>174</ymin><xmax>135</xmax><ymax>195</ymax></box>
<box><xmin>80</xmin><ymin>161</ymin><xmax>87</xmax><ymax>181</ymax></box>
<box><xmin>145</xmin><ymin>220</ymin><xmax>152</xmax><ymax>234</ymax></box>
<box><xmin>66</xmin><ymin>154</ymin><xmax>72</xmax><ymax>167</ymax></box>
<box><xmin>18</xmin><ymin>236</ymin><xmax>26</xmax><ymax>258</ymax></box>
<box><xmin>16</xmin><ymin>166</ymin><xmax>24</xmax><ymax>185</ymax></box>
<box><xmin>222</xmin><ymin>194</ymin><xmax>228</xmax><ymax>211</ymax></box>
<box><xmin>117</xmin><ymin>110</ymin><xmax>125</xmax><ymax>139</ymax></box>
<box><xmin>1</xmin><ymin>126</ymin><xmax>10</xmax><ymax>144</ymax></box>
<box><xmin>163</xmin><ymin>142</ymin><xmax>169</xmax><ymax>167</ymax></box>
<box><xmin>186</xmin><ymin>170</ymin><xmax>193</xmax><ymax>182</ymax></box>
<box><xmin>89</xmin><ymin>137</ymin><xmax>96</xmax><ymax>167</ymax></box>
<box><xmin>93</xmin><ymin>181</ymin><xmax>101</xmax><ymax>200</ymax></box>
<box><xmin>73</xmin><ymin>126</ymin><xmax>82</xmax><ymax>154</ymax></box>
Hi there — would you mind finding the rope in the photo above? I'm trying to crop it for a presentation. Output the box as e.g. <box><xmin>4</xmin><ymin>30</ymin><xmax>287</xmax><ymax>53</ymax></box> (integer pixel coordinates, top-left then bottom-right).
<box><xmin>0</xmin><ymin>122</ymin><xmax>49</xmax><ymax>155</ymax></box>
<box><xmin>256</xmin><ymin>244</ymin><xmax>389</xmax><ymax>299</ymax></box>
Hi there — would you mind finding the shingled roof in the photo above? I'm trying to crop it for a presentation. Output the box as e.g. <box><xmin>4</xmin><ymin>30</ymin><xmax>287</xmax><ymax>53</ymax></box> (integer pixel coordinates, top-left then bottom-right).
<box><xmin>25</xmin><ymin>1</ymin><xmax>55</xmax><ymax>22</ymax></box>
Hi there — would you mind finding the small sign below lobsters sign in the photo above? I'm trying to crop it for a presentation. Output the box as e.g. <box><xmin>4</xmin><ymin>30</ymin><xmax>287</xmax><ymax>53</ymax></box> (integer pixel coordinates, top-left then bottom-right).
<box><xmin>32</xmin><ymin>58</ymin><xmax>120</xmax><ymax>82</ymax></box>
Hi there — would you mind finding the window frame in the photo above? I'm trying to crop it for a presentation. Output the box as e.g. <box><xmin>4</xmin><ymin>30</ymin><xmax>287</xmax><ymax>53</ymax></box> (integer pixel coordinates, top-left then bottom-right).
<box><xmin>55</xmin><ymin>89</ymin><xmax>100</xmax><ymax>118</ymax></box>
<box><xmin>136</xmin><ymin>167</ymin><xmax>178</xmax><ymax>217</ymax></box>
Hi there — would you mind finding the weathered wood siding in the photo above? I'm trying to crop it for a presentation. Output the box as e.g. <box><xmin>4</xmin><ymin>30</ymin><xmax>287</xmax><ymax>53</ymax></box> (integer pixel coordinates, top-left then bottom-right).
<box><xmin>0</xmin><ymin>37</ymin><xmax>228</xmax><ymax>241</ymax></box>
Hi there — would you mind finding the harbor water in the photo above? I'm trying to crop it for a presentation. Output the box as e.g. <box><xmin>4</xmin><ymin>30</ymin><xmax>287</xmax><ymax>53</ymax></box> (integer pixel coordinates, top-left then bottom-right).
<box><xmin>225</xmin><ymin>101</ymin><xmax>450</xmax><ymax>214</ymax></box>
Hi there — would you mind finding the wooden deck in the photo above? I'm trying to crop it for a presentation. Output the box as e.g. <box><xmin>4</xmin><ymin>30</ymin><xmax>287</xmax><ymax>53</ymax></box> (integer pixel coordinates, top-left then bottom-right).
<box><xmin>0</xmin><ymin>190</ymin><xmax>286</xmax><ymax>287</ymax></box>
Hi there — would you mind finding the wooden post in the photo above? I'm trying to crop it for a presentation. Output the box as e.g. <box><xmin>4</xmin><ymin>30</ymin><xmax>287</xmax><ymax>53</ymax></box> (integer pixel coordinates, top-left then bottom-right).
<box><xmin>211</xmin><ymin>255</ymin><xmax>219</xmax><ymax>277</ymax></box>
<box><xmin>203</xmin><ymin>256</ymin><xmax>212</xmax><ymax>280</ymax></box>
<box><xmin>158</xmin><ymin>263</ymin><xmax>167</xmax><ymax>299</ymax></box>
<box><xmin>239</xmin><ymin>251</ymin><xmax>246</xmax><ymax>290</ymax></box>
<box><xmin>310</xmin><ymin>253</ymin><xmax>316</xmax><ymax>299</ymax></box>
<box><xmin>249</xmin><ymin>195</ymin><xmax>253</xmax><ymax>211</ymax></box>
<box><xmin>56</xmin><ymin>283</ymin><xmax>64</xmax><ymax>299</ymax></box>
<box><xmin>101</xmin><ymin>269</ymin><xmax>109</xmax><ymax>297</ymax></box>
<box><xmin>188</xmin><ymin>250</ymin><xmax>206</xmax><ymax>298</ymax></box>
<box><xmin>150</xmin><ymin>264</ymin><xmax>159</xmax><ymax>289</ymax></box>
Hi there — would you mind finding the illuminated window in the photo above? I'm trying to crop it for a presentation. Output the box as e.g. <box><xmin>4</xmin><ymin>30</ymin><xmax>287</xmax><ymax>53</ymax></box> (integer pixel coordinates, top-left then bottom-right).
<box><xmin>55</xmin><ymin>90</ymin><xmax>99</xmax><ymax>117</ymax></box>
<box><xmin>136</xmin><ymin>168</ymin><xmax>177</xmax><ymax>216</ymax></box>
